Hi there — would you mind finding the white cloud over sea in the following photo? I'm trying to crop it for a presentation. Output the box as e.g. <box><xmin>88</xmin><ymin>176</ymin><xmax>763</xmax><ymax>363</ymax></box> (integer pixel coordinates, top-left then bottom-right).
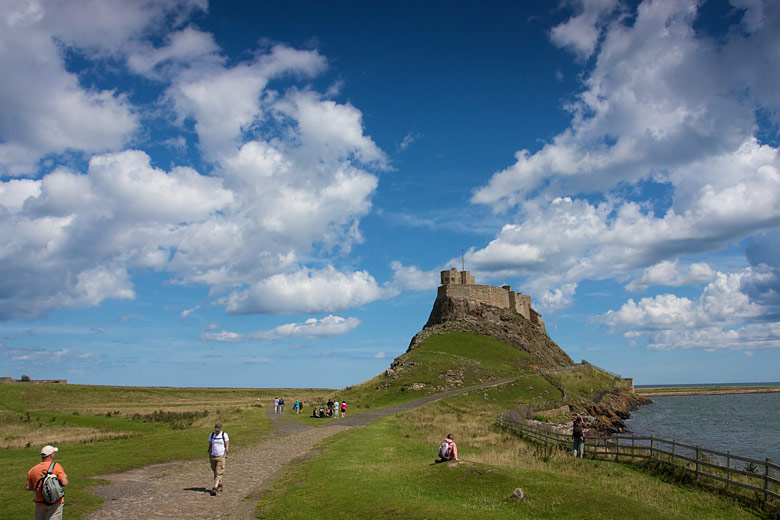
<box><xmin>457</xmin><ymin>0</ymin><xmax>780</xmax><ymax>350</ymax></box>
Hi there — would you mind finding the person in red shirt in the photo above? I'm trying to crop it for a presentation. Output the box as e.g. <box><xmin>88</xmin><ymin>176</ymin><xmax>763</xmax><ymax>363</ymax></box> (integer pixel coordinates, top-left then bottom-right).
<box><xmin>26</xmin><ymin>445</ymin><xmax>69</xmax><ymax>520</ymax></box>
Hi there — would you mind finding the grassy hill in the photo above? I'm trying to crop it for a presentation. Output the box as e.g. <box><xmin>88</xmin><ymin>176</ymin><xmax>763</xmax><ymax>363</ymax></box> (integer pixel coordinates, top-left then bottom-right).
<box><xmin>333</xmin><ymin>332</ymin><xmax>549</xmax><ymax>409</ymax></box>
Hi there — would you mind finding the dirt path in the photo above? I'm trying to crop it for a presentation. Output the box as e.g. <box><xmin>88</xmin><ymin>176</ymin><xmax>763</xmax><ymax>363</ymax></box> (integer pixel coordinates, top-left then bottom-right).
<box><xmin>85</xmin><ymin>377</ymin><xmax>518</xmax><ymax>519</ymax></box>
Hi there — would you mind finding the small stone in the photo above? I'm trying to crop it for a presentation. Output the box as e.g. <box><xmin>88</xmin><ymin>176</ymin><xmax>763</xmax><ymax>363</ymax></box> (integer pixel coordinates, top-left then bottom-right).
<box><xmin>509</xmin><ymin>487</ymin><xmax>525</xmax><ymax>501</ymax></box>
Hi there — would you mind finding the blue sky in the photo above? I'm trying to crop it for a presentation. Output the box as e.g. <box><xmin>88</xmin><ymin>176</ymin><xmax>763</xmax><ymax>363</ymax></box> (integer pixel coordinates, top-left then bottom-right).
<box><xmin>2</xmin><ymin>0</ymin><xmax>780</xmax><ymax>388</ymax></box>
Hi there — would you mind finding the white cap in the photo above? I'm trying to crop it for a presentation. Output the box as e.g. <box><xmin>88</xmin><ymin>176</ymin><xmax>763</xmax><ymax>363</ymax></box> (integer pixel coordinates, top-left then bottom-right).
<box><xmin>41</xmin><ymin>445</ymin><xmax>58</xmax><ymax>456</ymax></box>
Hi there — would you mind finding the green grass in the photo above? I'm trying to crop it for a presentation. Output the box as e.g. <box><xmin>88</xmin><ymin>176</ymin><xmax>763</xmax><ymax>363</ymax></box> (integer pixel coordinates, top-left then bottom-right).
<box><xmin>3</xmin><ymin>331</ymin><xmax>768</xmax><ymax>519</ymax></box>
<box><xmin>256</xmin><ymin>394</ymin><xmax>758</xmax><ymax>519</ymax></box>
<box><xmin>553</xmin><ymin>366</ymin><xmax>623</xmax><ymax>399</ymax></box>
<box><xmin>0</xmin><ymin>384</ymin><xmax>329</xmax><ymax>520</ymax></box>
<box><xmin>332</xmin><ymin>332</ymin><xmax>535</xmax><ymax>410</ymax></box>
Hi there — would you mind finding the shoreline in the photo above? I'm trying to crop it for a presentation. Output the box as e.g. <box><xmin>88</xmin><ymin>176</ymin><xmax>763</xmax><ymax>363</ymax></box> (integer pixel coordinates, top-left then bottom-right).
<box><xmin>636</xmin><ymin>386</ymin><xmax>780</xmax><ymax>397</ymax></box>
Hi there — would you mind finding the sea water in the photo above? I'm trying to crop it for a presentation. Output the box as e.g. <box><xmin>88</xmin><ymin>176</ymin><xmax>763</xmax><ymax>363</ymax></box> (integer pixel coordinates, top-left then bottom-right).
<box><xmin>623</xmin><ymin>392</ymin><xmax>780</xmax><ymax>463</ymax></box>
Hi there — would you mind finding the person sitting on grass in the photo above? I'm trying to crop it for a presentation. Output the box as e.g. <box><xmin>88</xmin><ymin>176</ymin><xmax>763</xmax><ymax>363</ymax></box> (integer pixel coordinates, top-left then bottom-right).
<box><xmin>436</xmin><ymin>433</ymin><xmax>459</xmax><ymax>462</ymax></box>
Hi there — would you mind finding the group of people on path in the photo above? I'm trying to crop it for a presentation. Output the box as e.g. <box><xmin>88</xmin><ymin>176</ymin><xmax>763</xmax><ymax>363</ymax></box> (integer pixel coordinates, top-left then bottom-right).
<box><xmin>312</xmin><ymin>398</ymin><xmax>346</xmax><ymax>418</ymax></box>
<box><xmin>271</xmin><ymin>397</ymin><xmax>347</xmax><ymax>417</ymax></box>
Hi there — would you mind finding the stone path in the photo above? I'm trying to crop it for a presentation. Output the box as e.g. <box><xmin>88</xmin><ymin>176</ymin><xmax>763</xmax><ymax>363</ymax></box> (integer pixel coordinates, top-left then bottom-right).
<box><xmin>85</xmin><ymin>377</ymin><xmax>518</xmax><ymax>519</ymax></box>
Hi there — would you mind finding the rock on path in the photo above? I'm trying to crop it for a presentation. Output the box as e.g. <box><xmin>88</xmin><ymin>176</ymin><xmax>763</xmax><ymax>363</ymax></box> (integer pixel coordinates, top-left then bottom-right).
<box><xmin>84</xmin><ymin>377</ymin><xmax>518</xmax><ymax>519</ymax></box>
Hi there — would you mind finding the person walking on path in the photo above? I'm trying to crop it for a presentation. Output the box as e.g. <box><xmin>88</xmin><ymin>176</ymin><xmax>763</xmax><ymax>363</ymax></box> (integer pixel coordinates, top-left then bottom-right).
<box><xmin>27</xmin><ymin>445</ymin><xmax>69</xmax><ymax>520</ymax></box>
<box><xmin>273</xmin><ymin>397</ymin><xmax>279</xmax><ymax>414</ymax></box>
<box><xmin>279</xmin><ymin>398</ymin><xmax>285</xmax><ymax>413</ymax></box>
<box><xmin>208</xmin><ymin>423</ymin><xmax>229</xmax><ymax>496</ymax></box>
<box><xmin>333</xmin><ymin>400</ymin><xmax>340</xmax><ymax>418</ymax></box>
<box><xmin>340</xmin><ymin>401</ymin><xmax>347</xmax><ymax>417</ymax></box>
<box><xmin>572</xmin><ymin>415</ymin><xmax>585</xmax><ymax>458</ymax></box>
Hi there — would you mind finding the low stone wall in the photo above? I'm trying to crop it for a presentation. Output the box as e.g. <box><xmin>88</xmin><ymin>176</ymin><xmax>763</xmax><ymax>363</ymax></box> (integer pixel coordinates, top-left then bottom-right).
<box><xmin>0</xmin><ymin>377</ymin><xmax>67</xmax><ymax>384</ymax></box>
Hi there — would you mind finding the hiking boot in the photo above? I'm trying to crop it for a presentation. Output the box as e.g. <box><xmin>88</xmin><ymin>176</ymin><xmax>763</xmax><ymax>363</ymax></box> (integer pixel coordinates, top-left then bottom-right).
<box><xmin>218</xmin><ymin>484</ymin><xmax>223</xmax><ymax>492</ymax></box>
<box><xmin>210</xmin><ymin>488</ymin><xmax>217</xmax><ymax>496</ymax></box>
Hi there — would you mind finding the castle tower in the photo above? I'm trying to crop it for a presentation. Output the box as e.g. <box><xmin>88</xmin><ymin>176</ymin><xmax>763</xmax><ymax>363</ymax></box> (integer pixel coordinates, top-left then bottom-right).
<box><xmin>440</xmin><ymin>268</ymin><xmax>475</xmax><ymax>285</ymax></box>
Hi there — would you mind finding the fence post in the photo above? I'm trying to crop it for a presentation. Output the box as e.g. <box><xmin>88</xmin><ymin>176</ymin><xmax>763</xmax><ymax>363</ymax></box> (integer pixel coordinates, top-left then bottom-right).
<box><xmin>726</xmin><ymin>451</ymin><xmax>730</xmax><ymax>491</ymax></box>
<box><xmin>765</xmin><ymin>458</ymin><xmax>773</xmax><ymax>502</ymax></box>
<box><xmin>650</xmin><ymin>435</ymin><xmax>654</xmax><ymax>459</ymax></box>
<box><xmin>695</xmin><ymin>446</ymin><xmax>700</xmax><ymax>480</ymax></box>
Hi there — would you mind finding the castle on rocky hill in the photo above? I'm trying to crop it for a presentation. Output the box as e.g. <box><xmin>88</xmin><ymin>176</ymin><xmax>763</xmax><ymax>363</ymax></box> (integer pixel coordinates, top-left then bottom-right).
<box><xmin>438</xmin><ymin>268</ymin><xmax>545</xmax><ymax>331</ymax></box>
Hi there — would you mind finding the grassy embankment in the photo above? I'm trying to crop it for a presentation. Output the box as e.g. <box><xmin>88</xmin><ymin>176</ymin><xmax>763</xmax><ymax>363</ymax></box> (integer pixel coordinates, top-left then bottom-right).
<box><xmin>257</xmin><ymin>332</ymin><xmax>762</xmax><ymax>519</ymax></box>
<box><xmin>0</xmin><ymin>384</ymin><xmax>330</xmax><ymax>519</ymax></box>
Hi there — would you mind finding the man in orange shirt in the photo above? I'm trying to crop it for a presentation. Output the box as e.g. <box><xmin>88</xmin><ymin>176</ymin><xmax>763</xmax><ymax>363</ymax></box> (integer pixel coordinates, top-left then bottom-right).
<box><xmin>26</xmin><ymin>445</ymin><xmax>69</xmax><ymax>520</ymax></box>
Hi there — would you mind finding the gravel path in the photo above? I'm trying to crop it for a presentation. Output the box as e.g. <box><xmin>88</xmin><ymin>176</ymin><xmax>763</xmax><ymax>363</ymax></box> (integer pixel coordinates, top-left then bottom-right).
<box><xmin>85</xmin><ymin>377</ymin><xmax>518</xmax><ymax>519</ymax></box>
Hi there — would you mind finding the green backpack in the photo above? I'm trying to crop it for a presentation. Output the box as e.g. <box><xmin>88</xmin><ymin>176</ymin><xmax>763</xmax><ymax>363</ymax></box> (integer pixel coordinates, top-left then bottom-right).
<box><xmin>36</xmin><ymin>462</ymin><xmax>64</xmax><ymax>505</ymax></box>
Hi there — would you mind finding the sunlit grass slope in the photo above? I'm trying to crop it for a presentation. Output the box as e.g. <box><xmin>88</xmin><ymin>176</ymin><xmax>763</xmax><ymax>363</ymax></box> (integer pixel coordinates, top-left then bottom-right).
<box><xmin>0</xmin><ymin>384</ymin><xmax>330</xmax><ymax>520</ymax></box>
<box><xmin>256</xmin><ymin>385</ymin><xmax>758</xmax><ymax>520</ymax></box>
<box><xmin>333</xmin><ymin>332</ymin><xmax>538</xmax><ymax>410</ymax></box>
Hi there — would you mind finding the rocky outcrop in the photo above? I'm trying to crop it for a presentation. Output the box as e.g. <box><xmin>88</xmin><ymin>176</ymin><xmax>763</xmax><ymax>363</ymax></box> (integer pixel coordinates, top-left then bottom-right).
<box><xmin>566</xmin><ymin>389</ymin><xmax>651</xmax><ymax>435</ymax></box>
<box><xmin>402</xmin><ymin>280</ymin><xmax>645</xmax><ymax>435</ymax></box>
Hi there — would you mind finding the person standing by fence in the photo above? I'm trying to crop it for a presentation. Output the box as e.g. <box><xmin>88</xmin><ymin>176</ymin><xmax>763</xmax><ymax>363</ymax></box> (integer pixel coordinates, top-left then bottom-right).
<box><xmin>572</xmin><ymin>415</ymin><xmax>585</xmax><ymax>458</ymax></box>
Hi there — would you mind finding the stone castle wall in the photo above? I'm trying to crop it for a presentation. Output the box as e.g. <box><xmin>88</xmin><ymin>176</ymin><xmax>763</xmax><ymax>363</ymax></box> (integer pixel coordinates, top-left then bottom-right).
<box><xmin>437</xmin><ymin>269</ymin><xmax>544</xmax><ymax>330</ymax></box>
<box><xmin>439</xmin><ymin>284</ymin><xmax>511</xmax><ymax>310</ymax></box>
<box><xmin>0</xmin><ymin>377</ymin><xmax>67</xmax><ymax>384</ymax></box>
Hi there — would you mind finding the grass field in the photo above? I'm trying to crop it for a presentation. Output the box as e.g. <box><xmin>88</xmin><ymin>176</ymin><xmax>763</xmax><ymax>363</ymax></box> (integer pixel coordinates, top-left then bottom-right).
<box><xmin>256</xmin><ymin>388</ymin><xmax>761</xmax><ymax>519</ymax></box>
<box><xmin>255</xmin><ymin>333</ymin><xmax>765</xmax><ymax>519</ymax></box>
<box><xmin>2</xmin><ymin>331</ymin><xmax>771</xmax><ymax>519</ymax></box>
<box><xmin>0</xmin><ymin>384</ymin><xmax>330</xmax><ymax>520</ymax></box>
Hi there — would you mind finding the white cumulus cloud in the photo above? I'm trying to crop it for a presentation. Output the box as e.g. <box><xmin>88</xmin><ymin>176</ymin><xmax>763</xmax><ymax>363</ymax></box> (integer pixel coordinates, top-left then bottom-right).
<box><xmin>203</xmin><ymin>314</ymin><xmax>361</xmax><ymax>342</ymax></box>
<box><xmin>224</xmin><ymin>267</ymin><xmax>385</xmax><ymax>315</ymax></box>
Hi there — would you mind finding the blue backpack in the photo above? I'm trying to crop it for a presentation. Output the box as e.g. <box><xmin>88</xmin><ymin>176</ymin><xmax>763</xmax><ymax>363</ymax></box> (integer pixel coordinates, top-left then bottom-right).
<box><xmin>438</xmin><ymin>441</ymin><xmax>450</xmax><ymax>459</ymax></box>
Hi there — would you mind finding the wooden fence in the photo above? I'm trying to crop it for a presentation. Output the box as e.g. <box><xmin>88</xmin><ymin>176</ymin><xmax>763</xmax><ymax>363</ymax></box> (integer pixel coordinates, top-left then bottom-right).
<box><xmin>496</xmin><ymin>412</ymin><xmax>780</xmax><ymax>504</ymax></box>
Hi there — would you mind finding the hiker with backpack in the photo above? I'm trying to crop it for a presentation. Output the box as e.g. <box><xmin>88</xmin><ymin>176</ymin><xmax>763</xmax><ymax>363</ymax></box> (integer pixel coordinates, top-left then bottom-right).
<box><xmin>208</xmin><ymin>422</ymin><xmax>229</xmax><ymax>496</ymax></box>
<box><xmin>436</xmin><ymin>434</ymin><xmax>459</xmax><ymax>463</ymax></box>
<box><xmin>26</xmin><ymin>445</ymin><xmax>68</xmax><ymax>519</ymax></box>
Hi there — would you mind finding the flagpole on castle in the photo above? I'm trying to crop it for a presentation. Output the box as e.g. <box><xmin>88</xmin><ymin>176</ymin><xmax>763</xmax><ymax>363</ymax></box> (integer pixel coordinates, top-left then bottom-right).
<box><xmin>462</xmin><ymin>249</ymin><xmax>465</xmax><ymax>272</ymax></box>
